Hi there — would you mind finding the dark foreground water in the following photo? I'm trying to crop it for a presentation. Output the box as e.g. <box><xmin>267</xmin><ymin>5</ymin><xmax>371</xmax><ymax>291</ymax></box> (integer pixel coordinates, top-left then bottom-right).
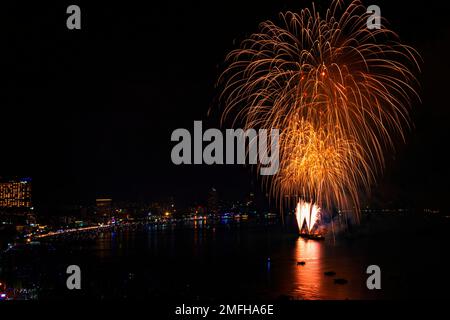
<box><xmin>1</xmin><ymin>214</ymin><xmax>450</xmax><ymax>300</ymax></box>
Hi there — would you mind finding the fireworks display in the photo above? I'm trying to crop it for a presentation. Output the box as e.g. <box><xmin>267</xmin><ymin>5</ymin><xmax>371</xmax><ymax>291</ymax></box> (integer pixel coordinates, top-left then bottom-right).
<box><xmin>296</xmin><ymin>200</ymin><xmax>321</xmax><ymax>233</ymax></box>
<box><xmin>219</xmin><ymin>0</ymin><xmax>421</xmax><ymax>218</ymax></box>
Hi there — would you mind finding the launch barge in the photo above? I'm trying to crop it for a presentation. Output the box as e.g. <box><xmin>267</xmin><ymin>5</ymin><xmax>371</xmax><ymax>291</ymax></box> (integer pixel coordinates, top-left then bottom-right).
<box><xmin>299</xmin><ymin>233</ymin><xmax>325</xmax><ymax>241</ymax></box>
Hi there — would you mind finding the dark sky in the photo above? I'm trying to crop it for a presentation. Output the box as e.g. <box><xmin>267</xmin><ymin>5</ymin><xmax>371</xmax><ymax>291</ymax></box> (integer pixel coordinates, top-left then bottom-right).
<box><xmin>1</xmin><ymin>0</ymin><xmax>450</xmax><ymax>211</ymax></box>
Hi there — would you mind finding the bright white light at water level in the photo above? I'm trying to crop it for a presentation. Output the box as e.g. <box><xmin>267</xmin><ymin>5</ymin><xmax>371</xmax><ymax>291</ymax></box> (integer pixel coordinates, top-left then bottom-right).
<box><xmin>295</xmin><ymin>200</ymin><xmax>321</xmax><ymax>233</ymax></box>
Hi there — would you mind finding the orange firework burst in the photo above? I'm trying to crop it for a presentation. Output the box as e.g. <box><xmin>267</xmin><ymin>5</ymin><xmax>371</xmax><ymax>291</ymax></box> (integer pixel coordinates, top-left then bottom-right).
<box><xmin>218</xmin><ymin>0</ymin><xmax>421</xmax><ymax>218</ymax></box>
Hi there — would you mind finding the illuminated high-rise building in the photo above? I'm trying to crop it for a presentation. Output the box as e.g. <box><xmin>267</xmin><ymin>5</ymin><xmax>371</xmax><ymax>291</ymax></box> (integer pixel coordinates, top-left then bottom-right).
<box><xmin>0</xmin><ymin>177</ymin><xmax>32</xmax><ymax>208</ymax></box>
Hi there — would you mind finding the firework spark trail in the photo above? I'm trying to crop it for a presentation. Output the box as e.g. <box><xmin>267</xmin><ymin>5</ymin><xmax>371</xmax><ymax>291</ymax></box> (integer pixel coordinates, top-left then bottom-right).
<box><xmin>219</xmin><ymin>0</ymin><xmax>421</xmax><ymax>219</ymax></box>
<box><xmin>296</xmin><ymin>200</ymin><xmax>321</xmax><ymax>233</ymax></box>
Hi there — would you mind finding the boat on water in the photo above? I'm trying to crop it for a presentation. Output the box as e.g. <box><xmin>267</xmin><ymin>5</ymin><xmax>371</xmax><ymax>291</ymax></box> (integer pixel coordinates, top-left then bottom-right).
<box><xmin>299</xmin><ymin>232</ymin><xmax>325</xmax><ymax>241</ymax></box>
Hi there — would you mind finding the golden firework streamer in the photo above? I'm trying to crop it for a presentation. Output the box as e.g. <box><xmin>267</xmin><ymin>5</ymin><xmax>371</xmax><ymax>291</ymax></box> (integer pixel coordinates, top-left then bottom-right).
<box><xmin>218</xmin><ymin>0</ymin><xmax>421</xmax><ymax>218</ymax></box>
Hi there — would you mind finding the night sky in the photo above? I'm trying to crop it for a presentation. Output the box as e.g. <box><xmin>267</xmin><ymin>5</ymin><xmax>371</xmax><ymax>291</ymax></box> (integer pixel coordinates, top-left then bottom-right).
<box><xmin>1</xmin><ymin>0</ymin><xmax>449</xmax><ymax>211</ymax></box>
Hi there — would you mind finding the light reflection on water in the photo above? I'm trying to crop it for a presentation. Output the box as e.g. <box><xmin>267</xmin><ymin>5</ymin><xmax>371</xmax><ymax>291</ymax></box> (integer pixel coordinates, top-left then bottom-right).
<box><xmin>4</xmin><ymin>217</ymin><xmax>445</xmax><ymax>300</ymax></box>
<box><xmin>286</xmin><ymin>237</ymin><xmax>379</xmax><ymax>300</ymax></box>
<box><xmin>292</xmin><ymin>238</ymin><xmax>324</xmax><ymax>299</ymax></box>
